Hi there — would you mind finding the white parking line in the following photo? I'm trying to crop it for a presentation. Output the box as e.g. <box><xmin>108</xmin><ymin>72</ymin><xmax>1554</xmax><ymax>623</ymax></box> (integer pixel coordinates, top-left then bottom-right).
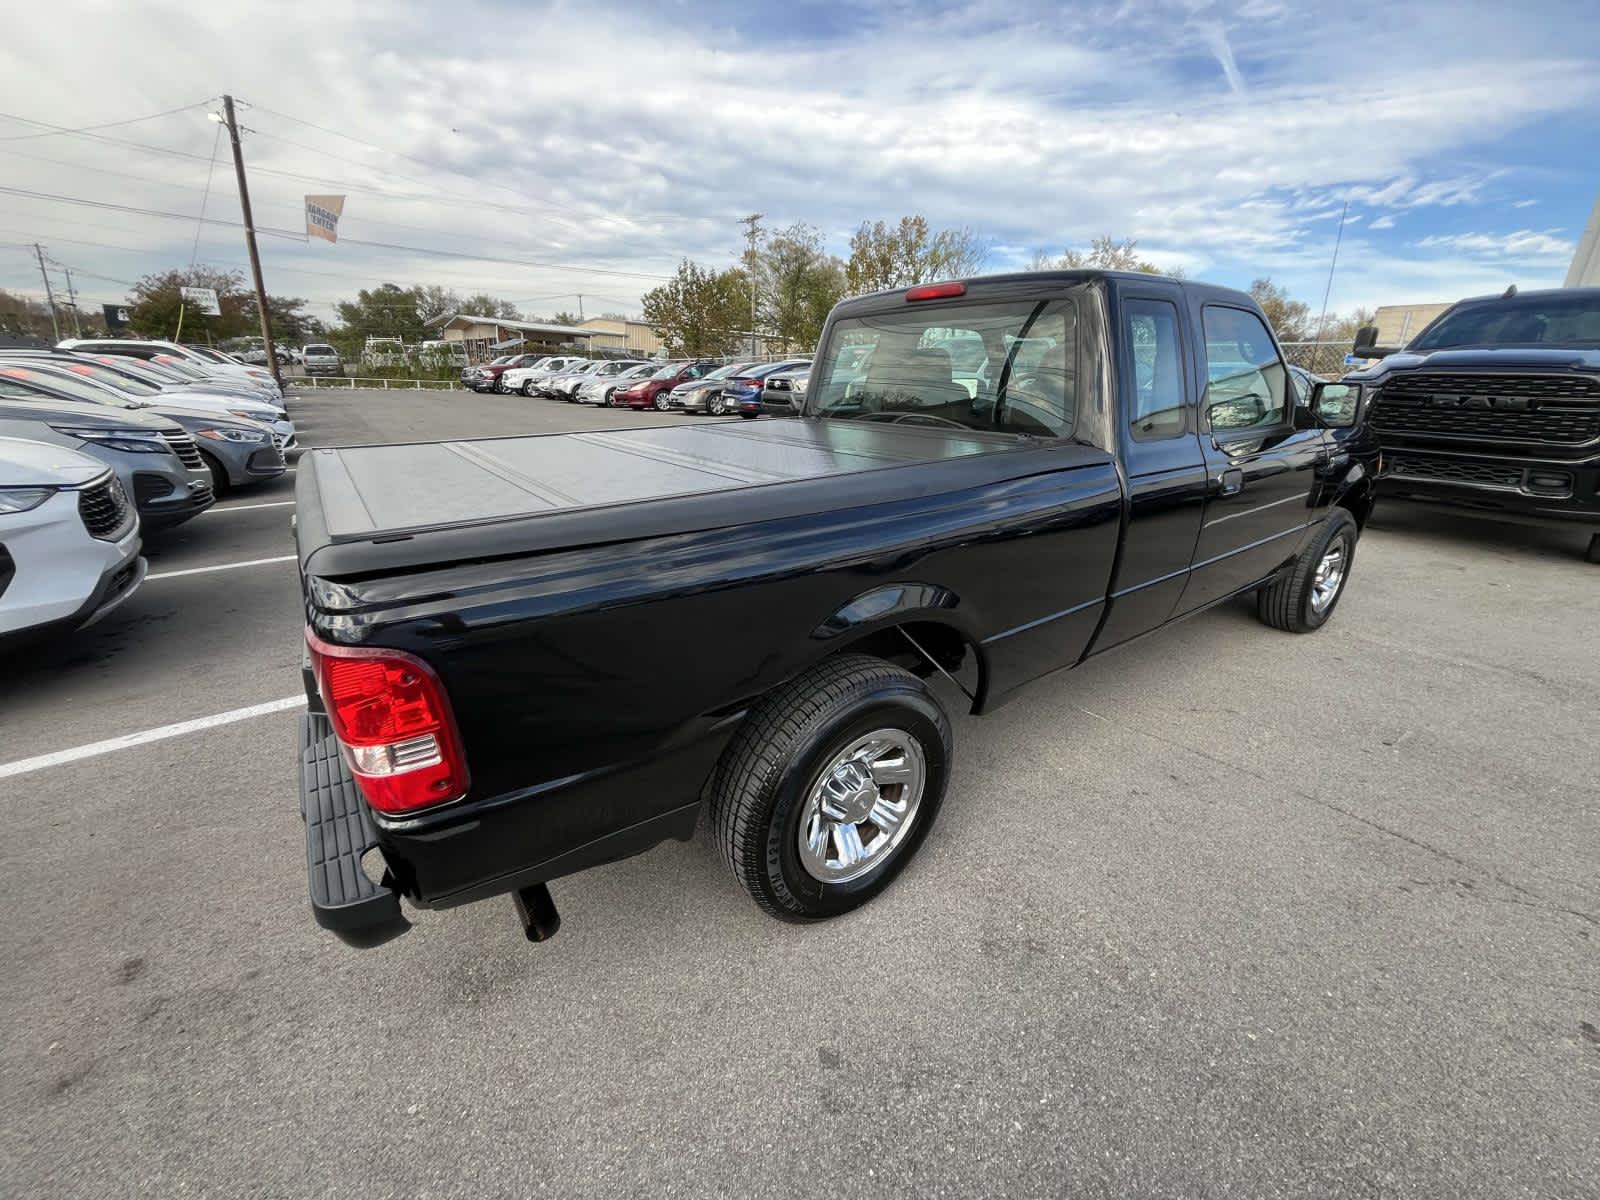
<box><xmin>147</xmin><ymin>554</ymin><xmax>297</xmax><ymax>581</ymax></box>
<box><xmin>0</xmin><ymin>695</ymin><xmax>307</xmax><ymax>780</ymax></box>
<box><xmin>211</xmin><ymin>500</ymin><xmax>296</xmax><ymax>513</ymax></box>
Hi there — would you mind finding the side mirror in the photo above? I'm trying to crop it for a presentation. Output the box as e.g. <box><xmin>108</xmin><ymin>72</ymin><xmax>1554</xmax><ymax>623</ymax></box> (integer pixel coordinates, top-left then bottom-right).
<box><xmin>1352</xmin><ymin>325</ymin><xmax>1401</xmax><ymax>360</ymax></box>
<box><xmin>1311</xmin><ymin>381</ymin><xmax>1362</xmax><ymax>428</ymax></box>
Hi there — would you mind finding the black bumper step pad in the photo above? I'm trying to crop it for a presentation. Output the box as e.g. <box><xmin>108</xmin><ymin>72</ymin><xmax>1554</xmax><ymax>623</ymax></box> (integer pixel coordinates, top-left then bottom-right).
<box><xmin>299</xmin><ymin>713</ymin><xmax>410</xmax><ymax>946</ymax></box>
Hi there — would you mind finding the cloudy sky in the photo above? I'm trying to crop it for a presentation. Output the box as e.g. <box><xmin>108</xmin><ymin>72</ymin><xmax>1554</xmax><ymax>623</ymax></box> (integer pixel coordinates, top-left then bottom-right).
<box><xmin>2</xmin><ymin>0</ymin><xmax>1596</xmax><ymax>328</ymax></box>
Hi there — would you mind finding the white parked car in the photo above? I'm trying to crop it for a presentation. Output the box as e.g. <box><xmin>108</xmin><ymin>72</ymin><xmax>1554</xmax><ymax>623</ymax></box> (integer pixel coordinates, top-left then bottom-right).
<box><xmin>501</xmin><ymin>356</ymin><xmax>587</xmax><ymax>396</ymax></box>
<box><xmin>576</xmin><ymin>362</ymin><xmax>657</xmax><ymax>406</ymax></box>
<box><xmin>0</xmin><ymin>437</ymin><xmax>145</xmax><ymax>647</ymax></box>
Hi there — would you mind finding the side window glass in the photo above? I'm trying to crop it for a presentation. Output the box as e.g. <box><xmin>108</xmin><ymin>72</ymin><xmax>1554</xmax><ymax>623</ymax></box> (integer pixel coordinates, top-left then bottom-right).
<box><xmin>1125</xmin><ymin>299</ymin><xmax>1186</xmax><ymax>440</ymax></box>
<box><xmin>1202</xmin><ymin>306</ymin><xmax>1287</xmax><ymax>433</ymax></box>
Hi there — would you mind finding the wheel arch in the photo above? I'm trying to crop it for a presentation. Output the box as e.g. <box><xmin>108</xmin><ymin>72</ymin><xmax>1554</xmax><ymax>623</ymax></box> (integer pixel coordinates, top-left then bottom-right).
<box><xmin>807</xmin><ymin>583</ymin><xmax>988</xmax><ymax>713</ymax></box>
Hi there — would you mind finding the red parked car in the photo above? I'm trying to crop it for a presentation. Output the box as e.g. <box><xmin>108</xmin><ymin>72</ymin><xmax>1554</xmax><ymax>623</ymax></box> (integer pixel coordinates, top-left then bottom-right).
<box><xmin>615</xmin><ymin>360</ymin><xmax>718</xmax><ymax>410</ymax></box>
<box><xmin>469</xmin><ymin>353</ymin><xmax>543</xmax><ymax>394</ymax></box>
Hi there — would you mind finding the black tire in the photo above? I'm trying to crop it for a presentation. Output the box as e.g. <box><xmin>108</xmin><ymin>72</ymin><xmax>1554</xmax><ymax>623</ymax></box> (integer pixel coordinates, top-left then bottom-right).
<box><xmin>709</xmin><ymin>394</ymin><xmax>726</xmax><ymax>416</ymax></box>
<box><xmin>521</xmin><ymin>380</ymin><xmax>535</xmax><ymax>397</ymax></box>
<box><xmin>654</xmin><ymin>394</ymin><xmax>670</xmax><ymax>412</ymax></box>
<box><xmin>198</xmin><ymin>449</ymin><xmax>230</xmax><ymax>497</ymax></box>
<box><xmin>1257</xmin><ymin>508</ymin><xmax>1358</xmax><ymax>633</ymax></box>
<box><xmin>709</xmin><ymin>654</ymin><xmax>953</xmax><ymax>922</ymax></box>
<box><xmin>740</xmin><ymin>412</ymin><xmax>757</xmax><ymax>419</ymax></box>
<box><xmin>1585</xmin><ymin>533</ymin><xmax>1600</xmax><ymax>565</ymax></box>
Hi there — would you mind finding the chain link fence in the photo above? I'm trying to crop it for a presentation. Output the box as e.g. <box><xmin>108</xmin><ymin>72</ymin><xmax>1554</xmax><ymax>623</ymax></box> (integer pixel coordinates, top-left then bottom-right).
<box><xmin>1278</xmin><ymin>340</ymin><xmax>1358</xmax><ymax>379</ymax></box>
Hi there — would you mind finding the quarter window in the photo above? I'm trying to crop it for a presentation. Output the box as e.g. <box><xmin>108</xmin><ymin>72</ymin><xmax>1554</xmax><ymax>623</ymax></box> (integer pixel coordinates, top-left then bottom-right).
<box><xmin>1202</xmin><ymin>306</ymin><xmax>1287</xmax><ymax>433</ymax></box>
<box><xmin>1124</xmin><ymin>299</ymin><xmax>1186</xmax><ymax>440</ymax></box>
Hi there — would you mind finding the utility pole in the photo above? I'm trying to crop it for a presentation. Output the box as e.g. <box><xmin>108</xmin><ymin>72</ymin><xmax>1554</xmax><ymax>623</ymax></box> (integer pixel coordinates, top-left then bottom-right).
<box><xmin>33</xmin><ymin>243</ymin><xmax>60</xmax><ymax>341</ymax></box>
<box><xmin>739</xmin><ymin>213</ymin><xmax>764</xmax><ymax>357</ymax></box>
<box><xmin>577</xmin><ymin>294</ymin><xmax>584</xmax><ymax>321</ymax></box>
<box><xmin>220</xmin><ymin>95</ymin><xmax>282</xmax><ymax>387</ymax></box>
<box><xmin>62</xmin><ymin>264</ymin><xmax>83</xmax><ymax>337</ymax></box>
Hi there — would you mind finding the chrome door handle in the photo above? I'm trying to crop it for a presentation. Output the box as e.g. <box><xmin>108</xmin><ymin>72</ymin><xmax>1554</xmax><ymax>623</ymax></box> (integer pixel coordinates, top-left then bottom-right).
<box><xmin>1219</xmin><ymin>468</ymin><xmax>1244</xmax><ymax>496</ymax></box>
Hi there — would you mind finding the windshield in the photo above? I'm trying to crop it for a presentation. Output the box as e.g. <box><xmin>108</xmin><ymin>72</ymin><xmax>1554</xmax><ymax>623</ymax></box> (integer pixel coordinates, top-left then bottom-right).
<box><xmin>0</xmin><ymin>365</ymin><xmax>131</xmax><ymax>407</ymax></box>
<box><xmin>650</xmin><ymin>363</ymin><xmax>683</xmax><ymax>381</ymax></box>
<box><xmin>1410</xmin><ymin>294</ymin><xmax>1600</xmax><ymax>350</ymax></box>
<box><xmin>705</xmin><ymin>362</ymin><xmax>751</xmax><ymax>380</ymax></box>
<box><xmin>809</xmin><ymin>297</ymin><xmax>1078</xmax><ymax>438</ymax></box>
<box><xmin>154</xmin><ymin>356</ymin><xmax>209</xmax><ymax>380</ymax></box>
<box><xmin>92</xmin><ymin>355</ymin><xmax>173</xmax><ymax>385</ymax></box>
<box><xmin>56</xmin><ymin>362</ymin><xmax>161</xmax><ymax>396</ymax></box>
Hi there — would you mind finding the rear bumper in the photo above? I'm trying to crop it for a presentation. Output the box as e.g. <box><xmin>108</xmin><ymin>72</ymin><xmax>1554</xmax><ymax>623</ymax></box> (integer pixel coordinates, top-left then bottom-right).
<box><xmin>1378</xmin><ymin>448</ymin><xmax>1600</xmax><ymax>530</ymax></box>
<box><xmin>300</xmin><ymin>713</ymin><xmax>411</xmax><ymax>947</ymax></box>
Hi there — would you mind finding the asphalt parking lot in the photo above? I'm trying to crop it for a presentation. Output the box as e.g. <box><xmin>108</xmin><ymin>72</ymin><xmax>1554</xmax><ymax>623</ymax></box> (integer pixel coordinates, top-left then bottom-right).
<box><xmin>2</xmin><ymin>388</ymin><xmax>1596</xmax><ymax>1198</ymax></box>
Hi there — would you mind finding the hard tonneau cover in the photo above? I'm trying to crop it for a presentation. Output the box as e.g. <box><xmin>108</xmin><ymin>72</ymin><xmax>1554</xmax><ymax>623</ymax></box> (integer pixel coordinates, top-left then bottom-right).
<box><xmin>294</xmin><ymin>418</ymin><xmax>1072</xmax><ymax>579</ymax></box>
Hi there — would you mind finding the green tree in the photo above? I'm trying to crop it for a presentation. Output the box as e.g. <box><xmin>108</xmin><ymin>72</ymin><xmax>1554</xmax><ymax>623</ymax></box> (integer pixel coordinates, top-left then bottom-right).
<box><xmin>240</xmin><ymin>293</ymin><xmax>320</xmax><ymax>345</ymax></box>
<box><xmin>127</xmin><ymin>266</ymin><xmax>253</xmax><ymax>341</ymax></box>
<box><xmin>1044</xmin><ymin>236</ymin><xmax>1169</xmax><ymax>275</ymax></box>
<box><xmin>1249</xmin><ymin>278</ymin><xmax>1312</xmax><ymax>340</ymax></box>
<box><xmin>415</xmin><ymin>285</ymin><xmax>461</xmax><ymax>325</ymax></box>
<box><xmin>334</xmin><ymin>283</ymin><xmax>425</xmax><ymax>343</ymax></box>
<box><xmin>758</xmin><ymin>222</ymin><xmax>845</xmax><ymax>351</ymax></box>
<box><xmin>549</xmin><ymin>311</ymin><xmax>582</xmax><ymax>327</ymax></box>
<box><xmin>640</xmin><ymin>260</ymin><xmax>748</xmax><ymax>356</ymax></box>
<box><xmin>459</xmin><ymin>293</ymin><xmax>521</xmax><ymax>320</ymax></box>
<box><xmin>844</xmin><ymin>216</ymin><xmax>988</xmax><ymax>296</ymax></box>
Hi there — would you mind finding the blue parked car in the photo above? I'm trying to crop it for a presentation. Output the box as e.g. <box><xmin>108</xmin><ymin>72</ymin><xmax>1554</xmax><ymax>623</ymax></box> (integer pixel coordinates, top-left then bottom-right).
<box><xmin>722</xmin><ymin>359</ymin><xmax>811</xmax><ymax>419</ymax></box>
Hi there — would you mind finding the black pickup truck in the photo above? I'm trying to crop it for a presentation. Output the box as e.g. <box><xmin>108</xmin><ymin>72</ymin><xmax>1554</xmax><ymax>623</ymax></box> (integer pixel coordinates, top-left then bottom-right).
<box><xmin>295</xmin><ymin>270</ymin><xmax>1377</xmax><ymax>947</ymax></box>
<box><xmin>1352</xmin><ymin>286</ymin><xmax>1600</xmax><ymax>562</ymax></box>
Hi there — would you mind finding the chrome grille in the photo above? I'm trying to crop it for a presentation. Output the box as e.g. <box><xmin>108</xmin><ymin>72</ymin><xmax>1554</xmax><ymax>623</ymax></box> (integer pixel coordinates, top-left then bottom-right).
<box><xmin>160</xmin><ymin>431</ymin><xmax>205</xmax><ymax>469</ymax></box>
<box><xmin>77</xmin><ymin>473</ymin><xmax>133</xmax><ymax>540</ymax></box>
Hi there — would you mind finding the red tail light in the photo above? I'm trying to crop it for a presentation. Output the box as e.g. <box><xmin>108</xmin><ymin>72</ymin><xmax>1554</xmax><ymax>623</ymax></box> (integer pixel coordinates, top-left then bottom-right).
<box><xmin>905</xmin><ymin>281</ymin><xmax>966</xmax><ymax>302</ymax></box>
<box><xmin>305</xmin><ymin>629</ymin><xmax>469</xmax><ymax>815</ymax></box>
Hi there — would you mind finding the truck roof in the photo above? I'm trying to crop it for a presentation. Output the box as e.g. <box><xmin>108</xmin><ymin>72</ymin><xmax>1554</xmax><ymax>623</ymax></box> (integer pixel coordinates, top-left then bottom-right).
<box><xmin>830</xmin><ymin>268</ymin><xmax>1255</xmax><ymax>316</ymax></box>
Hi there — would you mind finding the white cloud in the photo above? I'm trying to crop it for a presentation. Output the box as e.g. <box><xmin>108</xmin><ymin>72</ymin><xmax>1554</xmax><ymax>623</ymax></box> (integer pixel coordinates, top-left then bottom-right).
<box><xmin>1415</xmin><ymin>229</ymin><xmax>1575</xmax><ymax>261</ymax></box>
<box><xmin>1512</xmin><ymin>198</ymin><xmax>1539</xmax><ymax>208</ymax></box>
<box><xmin>0</xmin><ymin>0</ymin><xmax>1594</xmax><ymax>320</ymax></box>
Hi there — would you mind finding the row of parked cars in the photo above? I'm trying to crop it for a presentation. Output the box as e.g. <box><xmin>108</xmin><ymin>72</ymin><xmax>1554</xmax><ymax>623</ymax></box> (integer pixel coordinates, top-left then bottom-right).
<box><xmin>463</xmin><ymin>353</ymin><xmax>814</xmax><ymax>417</ymax></box>
<box><xmin>0</xmin><ymin>337</ymin><xmax>296</xmax><ymax>649</ymax></box>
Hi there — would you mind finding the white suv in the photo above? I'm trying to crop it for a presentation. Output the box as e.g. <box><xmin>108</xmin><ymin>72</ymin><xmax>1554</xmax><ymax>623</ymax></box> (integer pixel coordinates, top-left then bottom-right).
<box><xmin>0</xmin><ymin>437</ymin><xmax>145</xmax><ymax>646</ymax></box>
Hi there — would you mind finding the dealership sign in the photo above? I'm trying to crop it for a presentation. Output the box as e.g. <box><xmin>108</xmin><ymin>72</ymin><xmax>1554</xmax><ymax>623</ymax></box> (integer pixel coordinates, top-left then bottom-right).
<box><xmin>102</xmin><ymin>304</ymin><xmax>130</xmax><ymax>331</ymax></box>
<box><xmin>306</xmin><ymin>195</ymin><xmax>346</xmax><ymax>243</ymax></box>
<box><xmin>179</xmin><ymin>286</ymin><xmax>221</xmax><ymax>316</ymax></box>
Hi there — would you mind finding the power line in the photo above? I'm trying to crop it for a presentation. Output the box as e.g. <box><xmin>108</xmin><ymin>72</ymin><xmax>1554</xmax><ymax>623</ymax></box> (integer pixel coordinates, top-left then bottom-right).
<box><xmin>243</xmin><ymin>102</ymin><xmax>641</xmax><ymax>228</ymax></box>
<box><xmin>0</xmin><ymin>184</ymin><xmax>674</xmax><ymax>282</ymax></box>
<box><xmin>0</xmin><ymin>109</ymin><xmax>649</xmax><ymax>230</ymax></box>
<box><xmin>190</xmin><ymin>123</ymin><xmax>223</xmax><ymax>268</ymax></box>
<box><xmin>0</xmin><ymin>100</ymin><xmax>214</xmax><ymax>143</ymax></box>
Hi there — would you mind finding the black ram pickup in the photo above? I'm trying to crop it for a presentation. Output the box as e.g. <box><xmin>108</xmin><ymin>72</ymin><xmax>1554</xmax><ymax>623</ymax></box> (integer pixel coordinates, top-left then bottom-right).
<box><xmin>1352</xmin><ymin>286</ymin><xmax>1600</xmax><ymax>562</ymax></box>
<box><xmin>295</xmin><ymin>270</ymin><xmax>1378</xmax><ymax>947</ymax></box>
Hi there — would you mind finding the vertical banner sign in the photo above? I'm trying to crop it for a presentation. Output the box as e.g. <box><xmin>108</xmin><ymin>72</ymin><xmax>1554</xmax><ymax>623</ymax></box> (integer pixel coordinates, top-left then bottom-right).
<box><xmin>103</xmin><ymin>304</ymin><xmax>130</xmax><ymax>331</ymax></box>
<box><xmin>179</xmin><ymin>287</ymin><xmax>222</xmax><ymax>315</ymax></box>
<box><xmin>305</xmin><ymin>195</ymin><xmax>346</xmax><ymax>243</ymax></box>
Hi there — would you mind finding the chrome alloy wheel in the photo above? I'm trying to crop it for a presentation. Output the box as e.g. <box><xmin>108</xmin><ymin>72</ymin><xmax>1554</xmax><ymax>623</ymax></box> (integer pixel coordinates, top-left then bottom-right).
<box><xmin>1310</xmin><ymin>540</ymin><xmax>1347</xmax><ymax>613</ymax></box>
<box><xmin>797</xmin><ymin>729</ymin><xmax>927</xmax><ymax>883</ymax></box>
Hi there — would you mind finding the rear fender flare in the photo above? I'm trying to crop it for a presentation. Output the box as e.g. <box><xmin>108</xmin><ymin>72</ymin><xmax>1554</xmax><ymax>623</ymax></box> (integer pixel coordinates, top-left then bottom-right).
<box><xmin>808</xmin><ymin>582</ymin><xmax>988</xmax><ymax>707</ymax></box>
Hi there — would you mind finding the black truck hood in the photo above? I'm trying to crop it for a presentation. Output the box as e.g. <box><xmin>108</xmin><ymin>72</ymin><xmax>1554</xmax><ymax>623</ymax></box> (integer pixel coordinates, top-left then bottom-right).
<box><xmin>295</xmin><ymin>417</ymin><xmax>1104</xmax><ymax>580</ymax></box>
<box><xmin>1350</xmin><ymin>346</ymin><xmax>1600</xmax><ymax>381</ymax></box>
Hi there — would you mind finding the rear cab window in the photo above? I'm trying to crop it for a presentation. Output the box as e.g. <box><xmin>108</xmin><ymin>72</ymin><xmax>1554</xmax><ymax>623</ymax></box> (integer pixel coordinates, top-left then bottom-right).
<box><xmin>810</xmin><ymin>296</ymin><xmax>1079</xmax><ymax>438</ymax></box>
